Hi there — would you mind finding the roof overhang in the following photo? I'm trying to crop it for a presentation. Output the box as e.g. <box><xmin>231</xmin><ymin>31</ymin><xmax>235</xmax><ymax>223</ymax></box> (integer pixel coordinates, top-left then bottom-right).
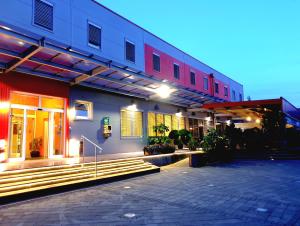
<box><xmin>0</xmin><ymin>21</ymin><xmax>226</xmax><ymax>108</ymax></box>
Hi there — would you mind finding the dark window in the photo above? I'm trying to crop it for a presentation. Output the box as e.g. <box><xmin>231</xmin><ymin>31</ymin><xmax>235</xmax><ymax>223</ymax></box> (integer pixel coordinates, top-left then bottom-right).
<box><xmin>224</xmin><ymin>87</ymin><xmax>228</xmax><ymax>97</ymax></box>
<box><xmin>88</xmin><ymin>23</ymin><xmax>101</xmax><ymax>48</ymax></box>
<box><xmin>174</xmin><ymin>64</ymin><xmax>180</xmax><ymax>79</ymax></box>
<box><xmin>239</xmin><ymin>93</ymin><xmax>243</xmax><ymax>101</ymax></box>
<box><xmin>215</xmin><ymin>83</ymin><xmax>219</xmax><ymax>94</ymax></box>
<box><xmin>153</xmin><ymin>54</ymin><xmax>160</xmax><ymax>72</ymax></box>
<box><xmin>34</xmin><ymin>0</ymin><xmax>53</xmax><ymax>31</ymax></box>
<box><xmin>125</xmin><ymin>41</ymin><xmax>135</xmax><ymax>63</ymax></box>
<box><xmin>204</xmin><ymin>78</ymin><xmax>208</xmax><ymax>90</ymax></box>
<box><xmin>232</xmin><ymin>90</ymin><xmax>236</xmax><ymax>101</ymax></box>
<box><xmin>190</xmin><ymin>71</ymin><xmax>196</xmax><ymax>85</ymax></box>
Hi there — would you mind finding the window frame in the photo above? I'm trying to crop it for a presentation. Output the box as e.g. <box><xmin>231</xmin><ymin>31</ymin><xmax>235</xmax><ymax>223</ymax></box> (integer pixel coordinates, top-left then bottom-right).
<box><xmin>190</xmin><ymin>70</ymin><xmax>196</xmax><ymax>85</ymax></box>
<box><xmin>87</xmin><ymin>21</ymin><xmax>102</xmax><ymax>49</ymax></box>
<box><xmin>125</xmin><ymin>39</ymin><xmax>136</xmax><ymax>63</ymax></box>
<box><xmin>120</xmin><ymin>108</ymin><xmax>143</xmax><ymax>139</ymax></box>
<box><xmin>224</xmin><ymin>86</ymin><xmax>228</xmax><ymax>97</ymax></box>
<box><xmin>152</xmin><ymin>53</ymin><xmax>160</xmax><ymax>72</ymax></box>
<box><xmin>173</xmin><ymin>63</ymin><xmax>180</xmax><ymax>80</ymax></box>
<box><xmin>33</xmin><ymin>0</ymin><xmax>54</xmax><ymax>32</ymax></box>
<box><xmin>214</xmin><ymin>82</ymin><xmax>219</xmax><ymax>94</ymax></box>
<box><xmin>232</xmin><ymin>90</ymin><xmax>236</xmax><ymax>101</ymax></box>
<box><xmin>73</xmin><ymin>100</ymin><xmax>93</xmax><ymax>121</ymax></box>
<box><xmin>203</xmin><ymin>77</ymin><xmax>209</xmax><ymax>90</ymax></box>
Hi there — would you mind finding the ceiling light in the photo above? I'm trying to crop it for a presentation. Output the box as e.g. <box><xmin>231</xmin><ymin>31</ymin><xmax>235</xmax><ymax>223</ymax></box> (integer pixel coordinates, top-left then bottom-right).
<box><xmin>226</xmin><ymin>120</ymin><xmax>231</xmax><ymax>125</ymax></box>
<box><xmin>1</xmin><ymin>26</ymin><xmax>11</xmax><ymax>31</ymax></box>
<box><xmin>155</xmin><ymin>84</ymin><xmax>172</xmax><ymax>99</ymax></box>
<box><xmin>17</xmin><ymin>41</ymin><xmax>24</xmax><ymax>46</ymax></box>
<box><xmin>205</xmin><ymin>116</ymin><xmax>211</xmax><ymax>121</ymax></box>
<box><xmin>246</xmin><ymin>116</ymin><xmax>252</xmax><ymax>122</ymax></box>
<box><xmin>127</xmin><ymin>104</ymin><xmax>137</xmax><ymax>111</ymax></box>
<box><xmin>175</xmin><ymin>112</ymin><xmax>182</xmax><ymax>117</ymax></box>
<box><xmin>256</xmin><ymin>119</ymin><xmax>261</xmax><ymax>124</ymax></box>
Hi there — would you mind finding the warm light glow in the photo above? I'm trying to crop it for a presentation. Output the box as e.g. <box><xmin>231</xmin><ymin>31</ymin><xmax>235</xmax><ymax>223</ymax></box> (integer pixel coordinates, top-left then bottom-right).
<box><xmin>155</xmin><ymin>85</ymin><xmax>172</xmax><ymax>99</ymax></box>
<box><xmin>0</xmin><ymin>153</ymin><xmax>5</xmax><ymax>162</ymax></box>
<box><xmin>205</xmin><ymin>117</ymin><xmax>211</xmax><ymax>121</ymax></box>
<box><xmin>0</xmin><ymin>139</ymin><xmax>6</xmax><ymax>150</ymax></box>
<box><xmin>226</xmin><ymin>120</ymin><xmax>231</xmax><ymax>126</ymax></box>
<box><xmin>246</xmin><ymin>116</ymin><xmax>252</xmax><ymax>122</ymax></box>
<box><xmin>175</xmin><ymin>112</ymin><xmax>182</xmax><ymax>117</ymax></box>
<box><xmin>1</xmin><ymin>26</ymin><xmax>11</xmax><ymax>31</ymax></box>
<box><xmin>0</xmin><ymin>101</ymin><xmax>10</xmax><ymax>113</ymax></box>
<box><xmin>69</xmin><ymin>139</ymin><xmax>80</xmax><ymax>157</ymax></box>
<box><xmin>127</xmin><ymin>104</ymin><xmax>137</xmax><ymax>111</ymax></box>
<box><xmin>256</xmin><ymin>119</ymin><xmax>261</xmax><ymax>124</ymax></box>
<box><xmin>189</xmin><ymin>127</ymin><xmax>193</xmax><ymax>130</ymax></box>
<box><xmin>68</xmin><ymin>107</ymin><xmax>76</xmax><ymax>121</ymax></box>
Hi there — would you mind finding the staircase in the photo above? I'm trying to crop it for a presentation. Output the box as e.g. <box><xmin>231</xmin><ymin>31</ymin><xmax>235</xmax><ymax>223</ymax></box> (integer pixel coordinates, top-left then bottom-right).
<box><xmin>0</xmin><ymin>158</ymin><xmax>160</xmax><ymax>204</ymax></box>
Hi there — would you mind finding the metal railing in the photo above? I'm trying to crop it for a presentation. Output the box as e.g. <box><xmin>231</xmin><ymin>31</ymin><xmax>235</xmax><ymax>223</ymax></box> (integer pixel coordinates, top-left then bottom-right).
<box><xmin>80</xmin><ymin>135</ymin><xmax>103</xmax><ymax>177</ymax></box>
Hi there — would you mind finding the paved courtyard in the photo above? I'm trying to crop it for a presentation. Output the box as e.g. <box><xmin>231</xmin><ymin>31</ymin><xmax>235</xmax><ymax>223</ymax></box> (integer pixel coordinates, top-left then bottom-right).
<box><xmin>0</xmin><ymin>159</ymin><xmax>300</xmax><ymax>226</ymax></box>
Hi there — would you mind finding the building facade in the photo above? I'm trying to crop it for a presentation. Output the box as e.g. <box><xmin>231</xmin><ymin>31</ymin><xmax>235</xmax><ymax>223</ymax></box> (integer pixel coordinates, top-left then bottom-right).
<box><xmin>0</xmin><ymin>0</ymin><xmax>243</xmax><ymax>162</ymax></box>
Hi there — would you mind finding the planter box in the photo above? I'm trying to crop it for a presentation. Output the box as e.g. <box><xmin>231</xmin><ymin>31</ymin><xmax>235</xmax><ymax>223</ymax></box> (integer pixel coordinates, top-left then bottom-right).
<box><xmin>189</xmin><ymin>153</ymin><xmax>207</xmax><ymax>167</ymax></box>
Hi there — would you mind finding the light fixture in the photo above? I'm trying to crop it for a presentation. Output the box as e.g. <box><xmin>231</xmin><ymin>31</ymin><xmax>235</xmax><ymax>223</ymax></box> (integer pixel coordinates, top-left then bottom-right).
<box><xmin>0</xmin><ymin>101</ymin><xmax>9</xmax><ymax>113</ymax></box>
<box><xmin>127</xmin><ymin>104</ymin><xmax>137</xmax><ymax>111</ymax></box>
<box><xmin>256</xmin><ymin>119</ymin><xmax>261</xmax><ymax>124</ymax></box>
<box><xmin>17</xmin><ymin>41</ymin><xmax>24</xmax><ymax>46</ymax></box>
<box><xmin>68</xmin><ymin>107</ymin><xmax>76</xmax><ymax>121</ymax></box>
<box><xmin>68</xmin><ymin>138</ymin><xmax>80</xmax><ymax>157</ymax></box>
<box><xmin>175</xmin><ymin>109</ymin><xmax>182</xmax><ymax>117</ymax></box>
<box><xmin>1</xmin><ymin>26</ymin><xmax>11</xmax><ymax>31</ymax></box>
<box><xmin>226</xmin><ymin>120</ymin><xmax>231</xmax><ymax>126</ymax></box>
<box><xmin>155</xmin><ymin>84</ymin><xmax>172</xmax><ymax>99</ymax></box>
<box><xmin>205</xmin><ymin>116</ymin><xmax>211</xmax><ymax>121</ymax></box>
<box><xmin>246</xmin><ymin>116</ymin><xmax>252</xmax><ymax>122</ymax></box>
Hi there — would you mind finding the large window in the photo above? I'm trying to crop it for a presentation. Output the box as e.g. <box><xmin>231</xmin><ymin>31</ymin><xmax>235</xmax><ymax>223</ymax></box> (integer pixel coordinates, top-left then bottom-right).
<box><xmin>153</xmin><ymin>53</ymin><xmax>160</xmax><ymax>72</ymax></box>
<box><xmin>148</xmin><ymin>112</ymin><xmax>185</xmax><ymax>136</ymax></box>
<box><xmin>190</xmin><ymin>71</ymin><xmax>196</xmax><ymax>85</ymax></box>
<box><xmin>88</xmin><ymin>22</ymin><xmax>101</xmax><ymax>48</ymax></box>
<box><xmin>125</xmin><ymin>40</ymin><xmax>135</xmax><ymax>63</ymax></box>
<box><xmin>34</xmin><ymin>0</ymin><xmax>53</xmax><ymax>31</ymax></box>
<box><xmin>188</xmin><ymin>118</ymin><xmax>204</xmax><ymax>139</ymax></box>
<box><xmin>121</xmin><ymin>109</ymin><xmax>143</xmax><ymax>137</ymax></box>
<box><xmin>74</xmin><ymin>100</ymin><xmax>93</xmax><ymax>120</ymax></box>
<box><xmin>204</xmin><ymin>77</ymin><xmax>208</xmax><ymax>90</ymax></box>
<box><xmin>173</xmin><ymin>63</ymin><xmax>180</xmax><ymax>79</ymax></box>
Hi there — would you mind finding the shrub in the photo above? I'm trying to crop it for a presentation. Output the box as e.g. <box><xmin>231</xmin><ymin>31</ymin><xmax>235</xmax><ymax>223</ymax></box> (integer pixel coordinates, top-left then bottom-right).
<box><xmin>178</xmin><ymin>129</ymin><xmax>192</xmax><ymax>145</ymax></box>
<box><xmin>188</xmin><ymin>139</ymin><xmax>199</xmax><ymax>151</ymax></box>
<box><xmin>143</xmin><ymin>144</ymin><xmax>176</xmax><ymax>155</ymax></box>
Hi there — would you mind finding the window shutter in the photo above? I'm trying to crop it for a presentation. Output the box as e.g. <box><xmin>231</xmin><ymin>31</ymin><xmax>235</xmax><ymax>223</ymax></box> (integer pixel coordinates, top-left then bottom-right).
<box><xmin>88</xmin><ymin>23</ymin><xmax>101</xmax><ymax>48</ymax></box>
<box><xmin>34</xmin><ymin>0</ymin><xmax>53</xmax><ymax>31</ymax></box>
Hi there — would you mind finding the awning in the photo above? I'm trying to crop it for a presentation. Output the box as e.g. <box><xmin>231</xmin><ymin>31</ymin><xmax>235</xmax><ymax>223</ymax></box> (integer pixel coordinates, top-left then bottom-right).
<box><xmin>0</xmin><ymin>22</ymin><xmax>225</xmax><ymax>108</ymax></box>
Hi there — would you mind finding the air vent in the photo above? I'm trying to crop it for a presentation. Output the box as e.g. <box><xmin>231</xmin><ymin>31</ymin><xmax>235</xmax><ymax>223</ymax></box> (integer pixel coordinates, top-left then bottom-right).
<box><xmin>34</xmin><ymin>0</ymin><xmax>53</xmax><ymax>31</ymax></box>
<box><xmin>88</xmin><ymin>23</ymin><xmax>101</xmax><ymax>48</ymax></box>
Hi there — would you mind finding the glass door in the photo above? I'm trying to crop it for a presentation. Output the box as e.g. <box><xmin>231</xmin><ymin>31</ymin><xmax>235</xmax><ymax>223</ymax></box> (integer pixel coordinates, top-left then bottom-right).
<box><xmin>9</xmin><ymin>108</ymin><xmax>25</xmax><ymax>159</ymax></box>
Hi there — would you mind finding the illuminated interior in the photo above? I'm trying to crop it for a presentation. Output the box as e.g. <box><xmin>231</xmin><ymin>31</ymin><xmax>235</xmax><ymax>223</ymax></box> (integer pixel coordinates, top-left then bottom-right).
<box><xmin>9</xmin><ymin>92</ymin><xmax>65</xmax><ymax>160</ymax></box>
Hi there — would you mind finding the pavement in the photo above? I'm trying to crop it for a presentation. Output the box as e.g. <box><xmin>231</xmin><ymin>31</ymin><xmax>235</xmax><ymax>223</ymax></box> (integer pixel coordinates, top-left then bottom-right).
<box><xmin>0</xmin><ymin>159</ymin><xmax>300</xmax><ymax>226</ymax></box>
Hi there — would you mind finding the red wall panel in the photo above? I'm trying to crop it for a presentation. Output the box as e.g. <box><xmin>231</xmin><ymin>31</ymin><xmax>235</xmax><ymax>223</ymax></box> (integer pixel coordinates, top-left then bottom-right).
<box><xmin>145</xmin><ymin>44</ymin><xmax>229</xmax><ymax>100</ymax></box>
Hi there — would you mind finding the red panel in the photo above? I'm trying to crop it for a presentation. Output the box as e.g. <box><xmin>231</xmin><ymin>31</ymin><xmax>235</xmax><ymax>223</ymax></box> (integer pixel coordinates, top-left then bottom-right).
<box><xmin>145</xmin><ymin>44</ymin><xmax>229</xmax><ymax>99</ymax></box>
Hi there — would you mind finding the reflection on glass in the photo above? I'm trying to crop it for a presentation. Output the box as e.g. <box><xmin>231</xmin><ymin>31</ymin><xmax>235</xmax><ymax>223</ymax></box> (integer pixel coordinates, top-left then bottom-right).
<box><xmin>53</xmin><ymin>112</ymin><xmax>64</xmax><ymax>155</ymax></box>
<box><xmin>10</xmin><ymin>108</ymin><xmax>24</xmax><ymax>158</ymax></box>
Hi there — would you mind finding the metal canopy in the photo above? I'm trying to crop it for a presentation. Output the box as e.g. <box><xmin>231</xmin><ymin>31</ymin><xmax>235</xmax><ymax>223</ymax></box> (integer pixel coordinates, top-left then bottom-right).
<box><xmin>0</xmin><ymin>23</ymin><xmax>225</xmax><ymax>108</ymax></box>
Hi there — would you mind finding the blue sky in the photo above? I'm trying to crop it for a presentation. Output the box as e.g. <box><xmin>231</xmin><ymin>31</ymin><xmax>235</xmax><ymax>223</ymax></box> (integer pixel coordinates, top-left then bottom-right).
<box><xmin>99</xmin><ymin>0</ymin><xmax>300</xmax><ymax>107</ymax></box>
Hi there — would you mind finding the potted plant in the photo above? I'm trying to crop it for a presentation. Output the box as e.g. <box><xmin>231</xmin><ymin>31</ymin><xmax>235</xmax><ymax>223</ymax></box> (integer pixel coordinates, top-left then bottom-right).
<box><xmin>177</xmin><ymin>140</ymin><xmax>184</xmax><ymax>149</ymax></box>
<box><xmin>168</xmin><ymin>130</ymin><xmax>179</xmax><ymax>145</ymax></box>
<box><xmin>30</xmin><ymin>138</ymin><xmax>42</xmax><ymax>158</ymax></box>
<box><xmin>178</xmin><ymin>129</ymin><xmax>192</xmax><ymax>146</ymax></box>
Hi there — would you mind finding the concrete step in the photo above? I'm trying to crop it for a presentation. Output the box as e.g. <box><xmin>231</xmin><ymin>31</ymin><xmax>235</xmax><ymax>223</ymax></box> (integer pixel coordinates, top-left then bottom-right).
<box><xmin>0</xmin><ymin>158</ymin><xmax>160</xmax><ymax>202</ymax></box>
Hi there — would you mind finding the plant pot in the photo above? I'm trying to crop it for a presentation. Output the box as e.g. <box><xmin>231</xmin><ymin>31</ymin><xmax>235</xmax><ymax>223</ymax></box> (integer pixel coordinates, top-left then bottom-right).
<box><xmin>30</xmin><ymin>150</ymin><xmax>40</xmax><ymax>158</ymax></box>
<box><xmin>178</xmin><ymin>144</ymin><xmax>184</xmax><ymax>149</ymax></box>
<box><xmin>189</xmin><ymin>153</ymin><xmax>207</xmax><ymax>167</ymax></box>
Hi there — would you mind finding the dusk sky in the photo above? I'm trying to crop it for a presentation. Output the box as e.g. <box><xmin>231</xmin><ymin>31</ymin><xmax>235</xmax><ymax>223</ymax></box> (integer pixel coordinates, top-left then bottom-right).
<box><xmin>99</xmin><ymin>0</ymin><xmax>300</xmax><ymax>107</ymax></box>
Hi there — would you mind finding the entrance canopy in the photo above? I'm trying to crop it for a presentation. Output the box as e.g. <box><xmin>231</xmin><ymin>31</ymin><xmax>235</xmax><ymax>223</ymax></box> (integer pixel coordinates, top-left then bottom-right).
<box><xmin>0</xmin><ymin>23</ymin><xmax>224</xmax><ymax>108</ymax></box>
<box><xmin>201</xmin><ymin>98</ymin><xmax>300</xmax><ymax>129</ymax></box>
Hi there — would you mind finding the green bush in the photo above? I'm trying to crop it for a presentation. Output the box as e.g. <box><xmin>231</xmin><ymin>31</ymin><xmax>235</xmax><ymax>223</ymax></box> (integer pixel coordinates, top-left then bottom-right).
<box><xmin>178</xmin><ymin>129</ymin><xmax>192</xmax><ymax>145</ymax></box>
<box><xmin>143</xmin><ymin>144</ymin><xmax>176</xmax><ymax>155</ymax></box>
<box><xmin>188</xmin><ymin>139</ymin><xmax>199</xmax><ymax>151</ymax></box>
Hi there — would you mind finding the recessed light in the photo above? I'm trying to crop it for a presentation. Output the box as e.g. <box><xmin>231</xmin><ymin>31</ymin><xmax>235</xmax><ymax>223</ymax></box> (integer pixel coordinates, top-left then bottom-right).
<box><xmin>1</xmin><ymin>26</ymin><xmax>11</xmax><ymax>31</ymax></box>
<box><xmin>124</xmin><ymin>213</ymin><xmax>136</xmax><ymax>218</ymax></box>
<box><xmin>17</xmin><ymin>41</ymin><xmax>24</xmax><ymax>46</ymax></box>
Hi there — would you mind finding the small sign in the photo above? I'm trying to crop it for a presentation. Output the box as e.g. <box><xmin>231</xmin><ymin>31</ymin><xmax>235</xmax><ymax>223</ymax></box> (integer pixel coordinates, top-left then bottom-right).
<box><xmin>103</xmin><ymin>117</ymin><xmax>110</xmax><ymax>125</ymax></box>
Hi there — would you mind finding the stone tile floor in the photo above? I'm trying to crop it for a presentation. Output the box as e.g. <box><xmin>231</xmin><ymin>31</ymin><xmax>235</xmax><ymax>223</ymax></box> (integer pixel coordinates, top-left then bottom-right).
<box><xmin>0</xmin><ymin>159</ymin><xmax>300</xmax><ymax>226</ymax></box>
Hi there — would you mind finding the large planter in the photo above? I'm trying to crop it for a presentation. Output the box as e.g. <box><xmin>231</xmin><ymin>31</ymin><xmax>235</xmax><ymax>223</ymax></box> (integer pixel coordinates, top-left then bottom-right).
<box><xmin>30</xmin><ymin>150</ymin><xmax>40</xmax><ymax>158</ymax></box>
<box><xmin>189</xmin><ymin>153</ymin><xmax>207</xmax><ymax>167</ymax></box>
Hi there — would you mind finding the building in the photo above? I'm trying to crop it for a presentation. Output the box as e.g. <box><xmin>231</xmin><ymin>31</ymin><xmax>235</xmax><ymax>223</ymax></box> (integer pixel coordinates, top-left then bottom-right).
<box><xmin>0</xmin><ymin>0</ymin><xmax>244</xmax><ymax>163</ymax></box>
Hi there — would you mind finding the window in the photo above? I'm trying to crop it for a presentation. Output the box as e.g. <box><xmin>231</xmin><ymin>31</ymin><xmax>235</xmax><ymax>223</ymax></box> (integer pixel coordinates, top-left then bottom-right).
<box><xmin>188</xmin><ymin>118</ymin><xmax>204</xmax><ymax>139</ymax></box>
<box><xmin>239</xmin><ymin>93</ymin><xmax>243</xmax><ymax>101</ymax></box>
<box><xmin>173</xmin><ymin>63</ymin><xmax>180</xmax><ymax>79</ymax></box>
<box><xmin>232</xmin><ymin>90</ymin><xmax>236</xmax><ymax>101</ymax></box>
<box><xmin>125</xmin><ymin>40</ymin><xmax>135</xmax><ymax>63</ymax></box>
<box><xmin>190</xmin><ymin>71</ymin><xmax>196</xmax><ymax>85</ymax></box>
<box><xmin>148</xmin><ymin>112</ymin><xmax>185</xmax><ymax>136</ymax></box>
<box><xmin>203</xmin><ymin>77</ymin><xmax>209</xmax><ymax>90</ymax></box>
<box><xmin>121</xmin><ymin>109</ymin><xmax>143</xmax><ymax>137</ymax></box>
<box><xmin>34</xmin><ymin>0</ymin><xmax>53</xmax><ymax>31</ymax></box>
<box><xmin>224</xmin><ymin>87</ymin><xmax>228</xmax><ymax>97</ymax></box>
<box><xmin>153</xmin><ymin>53</ymin><xmax>160</xmax><ymax>72</ymax></box>
<box><xmin>215</xmin><ymin>83</ymin><xmax>219</xmax><ymax>94</ymax></box>
<box><xmin>88</xmin><ymin>23</ymin><xmax>101</xmax><ymax>48</ymax></box>
<box><xmin>74</xmin><ymin>100</ymin><xmax>93</xmax><ymax>120</ymax></box>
